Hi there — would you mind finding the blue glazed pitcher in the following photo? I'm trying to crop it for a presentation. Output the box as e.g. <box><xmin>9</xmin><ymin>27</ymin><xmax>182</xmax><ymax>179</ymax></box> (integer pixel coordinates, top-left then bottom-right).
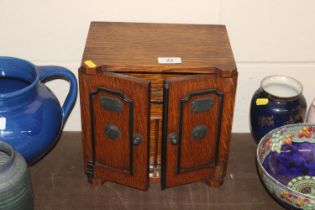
<box><xmin>0</xmin><ymin>56</ymin><xmax>77</xmax><ymax>164</ymax></box>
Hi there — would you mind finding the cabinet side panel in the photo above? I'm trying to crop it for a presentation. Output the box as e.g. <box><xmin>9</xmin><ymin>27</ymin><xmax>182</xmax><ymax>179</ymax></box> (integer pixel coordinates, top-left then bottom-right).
<box><xmin>78</xmin><ymin>68</ymin><xmax>93</xmax><ymax>175</ymax></box>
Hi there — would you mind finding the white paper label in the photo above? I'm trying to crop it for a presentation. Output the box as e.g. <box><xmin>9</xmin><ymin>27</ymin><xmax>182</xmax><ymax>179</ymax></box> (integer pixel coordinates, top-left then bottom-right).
<box><xmin>158</xmin><ymin>57</ymin><xmax>182</xmax><ymax>64</ymax></box>
<box><xmin>0</xmin><ymin>117</ymin><xmax>6</xmax><ymax>130</ymax></box>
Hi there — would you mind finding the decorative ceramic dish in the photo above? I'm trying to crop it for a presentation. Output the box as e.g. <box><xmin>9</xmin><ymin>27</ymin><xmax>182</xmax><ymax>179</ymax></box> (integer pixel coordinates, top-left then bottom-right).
<box><xmin>257</xmin><ymin>124</ymin><xmax>315</xmax><ymax>209</ymax></box>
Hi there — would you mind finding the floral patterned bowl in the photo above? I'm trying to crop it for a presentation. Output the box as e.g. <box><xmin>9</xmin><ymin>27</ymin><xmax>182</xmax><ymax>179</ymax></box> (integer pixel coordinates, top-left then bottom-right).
<box><xmin>257</xmin><ymin>124</ymin><xmax>315</xmax><ymax>209</ymax></box>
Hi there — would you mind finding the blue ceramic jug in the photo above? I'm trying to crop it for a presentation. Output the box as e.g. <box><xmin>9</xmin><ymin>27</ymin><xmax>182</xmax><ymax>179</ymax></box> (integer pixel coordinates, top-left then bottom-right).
<box><xmin>0</xmin><ymin>56</ymin><xmax>77</xmax><ymax>164</ymax></box>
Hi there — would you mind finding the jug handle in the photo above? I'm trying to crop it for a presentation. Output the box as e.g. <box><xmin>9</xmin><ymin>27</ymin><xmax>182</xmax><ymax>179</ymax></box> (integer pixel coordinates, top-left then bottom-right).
<box><xmin>38</xmin><ymin>66</ymin><xmax>78</xmax><ymax>123</ymax></box>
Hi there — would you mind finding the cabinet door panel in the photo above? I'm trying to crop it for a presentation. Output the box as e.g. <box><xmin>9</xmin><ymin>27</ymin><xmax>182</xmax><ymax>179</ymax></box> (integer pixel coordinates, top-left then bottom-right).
<box><xmin>80</xmin><ymin>71</ymin><xmax>150</xmax><ymax>190</ymax></box>
<box><xmin>91</xmin><ymin>87</ymin><xmax>134</xmax><ymax>174</ymax></box>
<box><xmin>161</xmin><ymin>74</ymin><xmax>224</xmax><ymax>189</ymax></box>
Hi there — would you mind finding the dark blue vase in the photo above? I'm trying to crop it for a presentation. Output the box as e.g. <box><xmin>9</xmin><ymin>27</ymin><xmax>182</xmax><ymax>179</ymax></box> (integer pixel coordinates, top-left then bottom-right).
<box><xmin>250</xmin><ymin>75</ymin><xmax>306</xmax><ymax>144</ymax></box>
<box><xmin>0</xmin><ymin>56</ymin><xmax>77</xmax><ymax>164</ymax></box>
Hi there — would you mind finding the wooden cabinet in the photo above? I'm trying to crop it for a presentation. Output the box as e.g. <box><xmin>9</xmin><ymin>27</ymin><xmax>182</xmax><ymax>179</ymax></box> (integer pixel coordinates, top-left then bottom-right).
<box><xmin>79</xmin><ymin>22</ymin><xmax>238</xmax><ymax>190</ymax></box>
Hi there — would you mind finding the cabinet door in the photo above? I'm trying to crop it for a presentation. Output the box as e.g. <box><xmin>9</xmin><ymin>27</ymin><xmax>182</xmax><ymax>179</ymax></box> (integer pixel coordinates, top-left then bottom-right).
<box><xmin>161</xmin><ymin>75</ymin><xmax>224</xmax><ymax>189</ymax></box>
<box><xmin>80</xmin><ymin>71</ymin><xmax>150</xmax><ymax>190</ymax></box>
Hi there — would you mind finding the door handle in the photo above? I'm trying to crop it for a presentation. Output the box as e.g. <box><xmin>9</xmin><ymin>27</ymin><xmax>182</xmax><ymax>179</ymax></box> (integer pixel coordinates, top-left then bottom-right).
<box><xmin>133</xmin><ymin>134</ymin><xmax>143</xmax><ymax>145</ymax></box>
<box><xmin>168</xmin><ymin>133</ymin><xmax>178</xmax><ymax>144</ymax></box>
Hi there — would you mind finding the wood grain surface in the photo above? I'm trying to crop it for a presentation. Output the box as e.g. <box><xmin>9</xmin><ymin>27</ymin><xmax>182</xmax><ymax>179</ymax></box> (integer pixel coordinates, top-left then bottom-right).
<box><xmin>30</xmin><ymin>132</ymin><xmax>285</xmax><ymax>210</ymax></box>
<box><xmin>162</xmin><ymin>74</ymin><xmax>237</xmax><ymax>188</ymax></box>
<box><xmin>79</xmin><ymin>69</ymin><xmax>150</xmax><ymax>190</ymax></box>
<box><xmin>79</xmin><ymin>22</ymin><xmax>238</xmax><ymax>189</ymax></box>
<box><xmin>82</xmin><ymin>22</ymin><xmax>237</xmax><ymax>77</ymax></box>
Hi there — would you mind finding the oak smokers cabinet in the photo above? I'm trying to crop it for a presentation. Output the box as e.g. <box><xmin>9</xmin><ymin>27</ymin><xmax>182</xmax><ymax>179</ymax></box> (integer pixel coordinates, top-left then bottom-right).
<box><xmin>79</xmin><ymin>22</ymin><xmax>238</xmax><ymax>190</ymax></box>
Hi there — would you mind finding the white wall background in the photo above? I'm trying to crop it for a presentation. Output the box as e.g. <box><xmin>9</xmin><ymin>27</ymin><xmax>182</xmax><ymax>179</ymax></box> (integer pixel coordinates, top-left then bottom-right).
<box><xmin>1</xmin><ymin>0</ymin><xmax>314</xmax><ymax>132</ymax></box>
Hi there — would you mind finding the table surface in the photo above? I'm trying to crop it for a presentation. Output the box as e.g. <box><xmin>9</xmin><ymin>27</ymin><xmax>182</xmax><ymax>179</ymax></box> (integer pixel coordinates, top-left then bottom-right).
<box><xmin>30</xmin><ymin>132</ymin><xmax>285</xmax><ymax>210</ymax></box>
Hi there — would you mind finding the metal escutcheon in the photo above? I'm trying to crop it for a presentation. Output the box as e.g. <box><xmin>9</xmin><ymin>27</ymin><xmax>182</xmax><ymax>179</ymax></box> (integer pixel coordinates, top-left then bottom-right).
<box><xmin>104</xmin><ymin>124</ymin><xmax>121</xmax><ymax>140</ymax></box>
<box><xmin>192</xmin><ymin>125</ymin><xmax>208</xmax><ymax>140</ymax></box>
<box><xmin>191</xmin><ymin>97</ymin><xmax>214</xmax><ymax>112</ymax></box>
<box><xmin>100</xmin><ymin>96</ymin><xmax>123</xmax><ymax>112</ymax></box>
